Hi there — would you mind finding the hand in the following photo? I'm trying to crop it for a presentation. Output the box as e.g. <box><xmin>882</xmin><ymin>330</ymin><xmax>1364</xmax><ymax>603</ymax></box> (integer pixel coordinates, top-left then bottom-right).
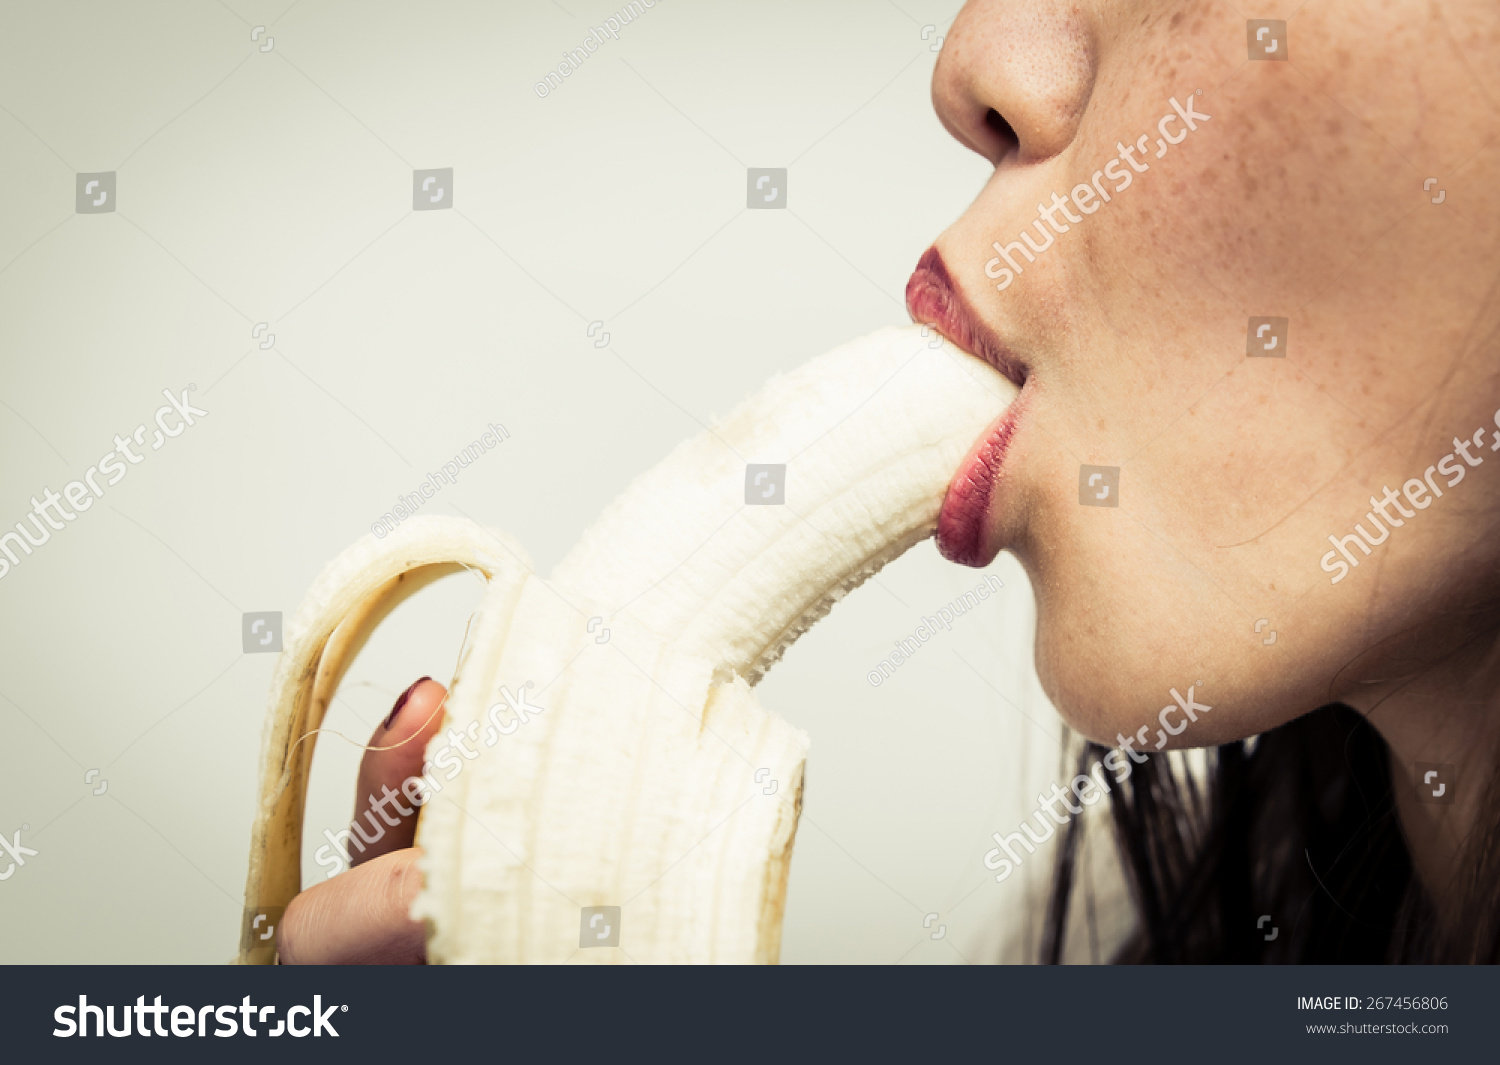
<box><xmin>277</xmin><ymin>677</ymin><xmax>446</xmax><ymax>964</ymax></box>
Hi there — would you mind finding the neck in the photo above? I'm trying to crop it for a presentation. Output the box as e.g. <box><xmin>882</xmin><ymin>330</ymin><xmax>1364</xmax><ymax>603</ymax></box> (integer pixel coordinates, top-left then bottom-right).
<box><xmin>1349</xmin><ymin>631</ymin><xmax>1500</xmax><ymax>923</ymax></box>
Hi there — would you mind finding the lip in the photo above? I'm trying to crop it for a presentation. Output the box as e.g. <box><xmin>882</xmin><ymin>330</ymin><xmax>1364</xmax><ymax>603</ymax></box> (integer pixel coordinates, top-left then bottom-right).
<box><xmin>905</xmin><ymin>246</ymin><xmax>1029</xmax><ymax>567</ymax></box>
<box><xmin>905</xmin><ymin>247</ymin><xmax>1028</xmax><ymax>390</ymax></box>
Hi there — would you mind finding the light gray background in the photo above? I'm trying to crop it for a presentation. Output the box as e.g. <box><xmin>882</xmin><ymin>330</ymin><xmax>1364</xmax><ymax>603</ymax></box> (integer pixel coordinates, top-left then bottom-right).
<box><xmin>0</xmin><ymin>0</ymin><xmax>1127</xmax><ymax>963</ymax></box>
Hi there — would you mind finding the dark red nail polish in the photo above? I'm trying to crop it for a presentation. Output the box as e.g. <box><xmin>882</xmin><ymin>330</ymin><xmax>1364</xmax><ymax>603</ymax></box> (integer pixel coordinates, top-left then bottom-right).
<box><xmin>384</xmin><ymin>676</ymin><xmax>430</xmax><ymax>730</ymax></box>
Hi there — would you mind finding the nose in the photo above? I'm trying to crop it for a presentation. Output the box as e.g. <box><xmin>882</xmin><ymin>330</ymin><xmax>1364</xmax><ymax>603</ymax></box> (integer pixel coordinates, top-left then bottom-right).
<box><xmin>931</xmin><ymin>0</ymin><xmax>1100</xmax><ymax>165</ymax></box>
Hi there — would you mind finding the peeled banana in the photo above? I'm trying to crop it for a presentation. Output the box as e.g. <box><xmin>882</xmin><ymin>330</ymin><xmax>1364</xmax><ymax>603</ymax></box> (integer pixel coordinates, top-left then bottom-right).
<box><xmin>239</xmin><ymin>325</ymin><xmax>1016</xmax><ymax>964</ymax></box>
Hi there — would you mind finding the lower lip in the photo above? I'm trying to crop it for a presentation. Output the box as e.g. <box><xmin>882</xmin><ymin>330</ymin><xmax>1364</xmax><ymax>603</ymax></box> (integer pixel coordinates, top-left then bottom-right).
<box><xmin>936</xmin><ymin>392</ymin><xmax>1025</xmax><ymax>567</ymax></box>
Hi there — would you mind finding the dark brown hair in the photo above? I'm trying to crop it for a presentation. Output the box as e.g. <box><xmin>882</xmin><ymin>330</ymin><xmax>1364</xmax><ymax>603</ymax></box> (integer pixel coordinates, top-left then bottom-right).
<box><xmin>1043</xmin><ymin>703</ymin><xmax>1500</xmax><ymax>963</ymax></box>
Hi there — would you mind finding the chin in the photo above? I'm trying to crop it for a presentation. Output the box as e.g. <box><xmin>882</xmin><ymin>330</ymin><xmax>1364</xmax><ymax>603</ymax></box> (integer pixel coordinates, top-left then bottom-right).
<box><xmin>1028</xmin><ymin>598</ymin><xmax>1304</xmax><ymax>753</ymax></box>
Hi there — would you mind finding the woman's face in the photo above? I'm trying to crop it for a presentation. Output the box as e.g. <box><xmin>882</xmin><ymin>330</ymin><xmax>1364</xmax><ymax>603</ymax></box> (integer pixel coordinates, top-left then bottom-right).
<box><xmin>909</xmin><ymin>0</ymin><xmax>1500</xmax><ymax>747</ymax></box>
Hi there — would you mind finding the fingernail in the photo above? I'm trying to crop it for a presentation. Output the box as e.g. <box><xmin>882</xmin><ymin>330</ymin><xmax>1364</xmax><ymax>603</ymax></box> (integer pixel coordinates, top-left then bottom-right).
<box><xmin>384</xmin><ymin>677</ymin><xmax>431</xmax><ymax>730</ymax></box>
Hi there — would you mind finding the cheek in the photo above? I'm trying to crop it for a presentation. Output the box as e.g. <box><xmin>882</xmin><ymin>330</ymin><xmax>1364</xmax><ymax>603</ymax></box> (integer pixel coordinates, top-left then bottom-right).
<box><xmin>1162</xmin><ymin>110</ymin><xmax>1401</xmax><ymax>316</ymax></box>
<box><xmin>1065</xmin><ymin>4</ymin><xmax>1419</xmax><ymax>334</ymax></box>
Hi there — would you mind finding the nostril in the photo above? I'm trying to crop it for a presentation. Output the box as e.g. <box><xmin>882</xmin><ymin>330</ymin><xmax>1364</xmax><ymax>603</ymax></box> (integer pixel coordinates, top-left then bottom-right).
<box><xmin>984</xmin><ymin>108</ymin><xmax>1020</xmax><ymax>160</ymax></box>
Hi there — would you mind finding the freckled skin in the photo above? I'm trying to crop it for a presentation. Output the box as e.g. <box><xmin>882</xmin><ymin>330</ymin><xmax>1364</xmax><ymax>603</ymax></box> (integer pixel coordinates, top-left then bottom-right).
<box><xmin>926</xmin><ymin>0</ymin><xmax>1500</xmax><ymax>758</ymax></box>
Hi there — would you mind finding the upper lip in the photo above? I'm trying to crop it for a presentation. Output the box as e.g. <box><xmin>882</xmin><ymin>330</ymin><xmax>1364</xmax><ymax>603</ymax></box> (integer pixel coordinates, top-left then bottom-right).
<box><xmin>904</xmin><ymin>246</ymin><xmax>1028</xmax><ymax>389</ymax></box>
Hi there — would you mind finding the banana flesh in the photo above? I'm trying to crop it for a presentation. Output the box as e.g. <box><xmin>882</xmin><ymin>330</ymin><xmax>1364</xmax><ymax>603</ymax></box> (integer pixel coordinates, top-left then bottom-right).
<box><xmin>238</xmin><ymin>325</ymin><xmax>1015</xmax><ymax>964</ymax></box>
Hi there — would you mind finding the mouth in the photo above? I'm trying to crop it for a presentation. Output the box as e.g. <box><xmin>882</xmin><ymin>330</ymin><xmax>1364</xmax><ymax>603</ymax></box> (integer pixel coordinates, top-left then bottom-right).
<box><xmin>905</xmin><ymin>246</ymin><xmax>1029</xmax><ymax>568</ymax></box>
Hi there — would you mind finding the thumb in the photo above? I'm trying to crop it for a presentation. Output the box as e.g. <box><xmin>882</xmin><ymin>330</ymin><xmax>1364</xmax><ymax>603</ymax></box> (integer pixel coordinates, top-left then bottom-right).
<box><xmin>348</xmin><ymin>677</ymin><xmax>447</xmax><ymax>868</ymax></box>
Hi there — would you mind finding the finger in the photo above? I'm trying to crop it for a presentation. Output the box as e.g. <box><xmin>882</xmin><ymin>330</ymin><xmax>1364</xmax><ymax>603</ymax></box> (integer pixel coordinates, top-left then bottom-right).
<box><xmin>348</xmin><ymin>677</ymin><xmax>447</xmax><ymax>868</ymax></box>
<box><xmin>278</xmin><ymin>848</ymin><xmax>426</xmax><ymax>964</ymax></box>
